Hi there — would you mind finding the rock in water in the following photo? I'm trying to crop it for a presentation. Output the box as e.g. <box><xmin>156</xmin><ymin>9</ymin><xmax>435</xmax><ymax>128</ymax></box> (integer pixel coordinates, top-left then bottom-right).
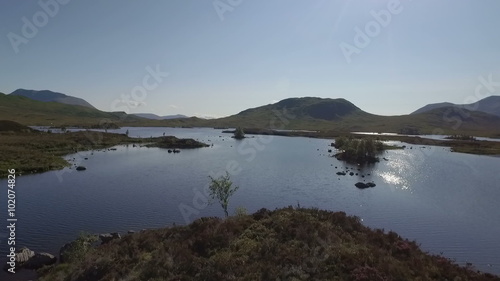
<box><xmin>76</xmin><ymin>166</ymin><xmax>86</xmax><ymax>171</ymax></box>
<box><xmin>355</xmin><ymin>182</ymin><xmax>368</xmax><ymax>189</ymax></box>
<box><xmin>15</xmin><ymin>247</ymin><xmax>35</xmax><ymax>264</ymax></box>
<box><xmin>99</xmin><ymin>232</ymin><xmax>121</xmax><ymax>244</ymax></box>
<box><xmin>355</xmin><ymin>182</ymin><xmax>376</xmax><ymax>189</ymax></box>
<box><xmin>99</xmin><ymin>233</ymin><xmax>113</xmax><ymax>244</ymax></box>
<box><xmin>24</xmin><ymin>252</ymin><xmax>57</xmax><ymax>269</ymax></box>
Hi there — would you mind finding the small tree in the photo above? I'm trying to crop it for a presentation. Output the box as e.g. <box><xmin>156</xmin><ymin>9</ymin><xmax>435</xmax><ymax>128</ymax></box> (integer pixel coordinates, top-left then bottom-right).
<box><xmin>208</xmin><ymin>172</ymin><xmax>239</xmax><ymax>217</ymax></box>
<box><xmin>233</xmin><ymin>127</ymin><xmax>245</xmax><ymax>139</ymax></box>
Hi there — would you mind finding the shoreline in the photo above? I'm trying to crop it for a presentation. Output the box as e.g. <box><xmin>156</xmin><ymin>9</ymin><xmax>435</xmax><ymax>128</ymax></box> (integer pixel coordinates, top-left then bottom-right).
<box><xmin>0</xmin><ymin>131</ymin><xmax>208</xmax><ymax>178</ymax></box>
<box><xmin>2</xmin><ymin>127</ymin><xmax>498</xmax><ymax>179</ymax></box>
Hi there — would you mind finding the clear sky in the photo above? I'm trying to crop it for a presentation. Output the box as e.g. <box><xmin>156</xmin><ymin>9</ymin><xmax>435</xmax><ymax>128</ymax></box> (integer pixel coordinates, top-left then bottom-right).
<box><xmin>1</xmin><ymin>0</ymin><xmax>499</xmax><ymax>118</ymax></box>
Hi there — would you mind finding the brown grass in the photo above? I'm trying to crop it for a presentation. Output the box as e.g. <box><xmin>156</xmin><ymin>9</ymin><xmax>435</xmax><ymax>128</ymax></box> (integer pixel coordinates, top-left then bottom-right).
<box><xmin>38</xmin><ymin>207</ymin><xmax>500</xmax><ymax>281</ymax></box>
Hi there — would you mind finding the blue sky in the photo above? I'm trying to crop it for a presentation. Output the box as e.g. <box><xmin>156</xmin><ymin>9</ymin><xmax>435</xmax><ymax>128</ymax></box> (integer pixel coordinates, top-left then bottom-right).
<box><xmin>1</xmin><ymin>0</ymin><xmax>499</xmax><ymax>117</ymax></box>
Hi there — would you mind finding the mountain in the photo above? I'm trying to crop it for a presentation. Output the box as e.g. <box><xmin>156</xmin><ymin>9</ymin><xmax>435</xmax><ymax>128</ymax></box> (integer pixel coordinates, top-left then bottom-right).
<box><xmin>193</xmin><ymin>97</ymin><xmax>500</xmax><ymax>134</ymax></box>
<box><xmin>205</xmin><ymin>97</ymin><xmax>371</xmax><ymax>129</ymax></box>
<box><xmin>10</xmin><ymin>89</ymin><xmax>96</xmax><ymax>109</ymax></box>
<box><xmin>1</xmin><ymin>92</ymin><xmax>499</xmax><ymax>135</ymax></box>
<box><xmin>0</xmin><ymin>92</ymin><xmax>144</xmax><ymax>127</ymax></box>
<box><xmin>132</xmin><ymin>113</ymin><xmax>188</xmax><ymax>120</ymax></box>
<box><xmin>411</xmin><ymin>96</ymin><xmax>500</xmax><ymax>117</ymax></box>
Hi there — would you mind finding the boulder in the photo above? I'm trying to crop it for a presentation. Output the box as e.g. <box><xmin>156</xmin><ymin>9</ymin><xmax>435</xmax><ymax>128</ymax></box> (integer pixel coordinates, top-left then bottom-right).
<box><xmin>15</xmin><ymin>247</ymin><xmax>35</xmax><ymax>264</ymax></box>
<box><xmin>59</xmin><ymin>241</ymin><xmax>77</xmax><ymax>263</ymax></box>
<box><xmin>355</xmin><ymin>182</ymin><xmax>368</xmax><ymax>189</ymax></box>
<box><xmin>99</xmin><ymin>232</ymin><xmax>121</xmax><ymax>244</ymax></box>
<box><xmin>24</xmin><ymin>252</ymin><xmax>57</xmax><ymax>269</ymax></box>
<box><xmin>99</xmin><ymin>233</ymin><xmax>113</xmax><ymax>244</ymax></box>
<box><xmin>355</xmin><ymin>182</ymin><xmax>376</xmax><ymax>189</ymax></box>
<box><xmin>76</xmin><ymin>166</ymin><xmax>86</xmax><ymax>171</ymax></box>
<box><xmin>336</xmin><ymin>172</ymin><xmax>346</xmax><ymax>176</ymax></box>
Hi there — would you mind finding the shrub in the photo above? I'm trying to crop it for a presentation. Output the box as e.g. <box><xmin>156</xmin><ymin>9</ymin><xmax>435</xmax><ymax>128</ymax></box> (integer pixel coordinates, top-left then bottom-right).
<box><xmin>233</xmin><ymin>127</ymin><xmax>245</xmax><ymax>139</ymax></box>
<box><xmin>208</xmin><ymin>172</ymin><xmax>240</xmax><ymax>217</ymax></box>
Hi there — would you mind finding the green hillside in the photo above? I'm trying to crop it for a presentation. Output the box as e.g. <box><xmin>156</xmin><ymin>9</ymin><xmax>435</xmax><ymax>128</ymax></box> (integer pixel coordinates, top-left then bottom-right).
<box><xmin>0</xmin><ymin>120</ymin><xmax>34</xmax><ymax>132</ymax></box>
<box><xmin>0</xmin><ymin>93</ymin><xmax>145</xmax><ymax>127</ymax></box>
<box><xmin>191</xmin><ymin>97</ymin><xmax>500</xmax><ymax>136</ymax></box>
<box><xmin>1</xmin><ymin>93</ymin><xmax>499</xmax><ymax>136</ymax></box>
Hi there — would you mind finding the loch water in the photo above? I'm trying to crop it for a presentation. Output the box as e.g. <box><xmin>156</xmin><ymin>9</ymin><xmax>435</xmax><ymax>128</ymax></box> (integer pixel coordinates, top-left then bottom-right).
<box><xmin>1</xmin><ymin>127</ymin><xmax>499</xmax><ymax>279</ymax></box>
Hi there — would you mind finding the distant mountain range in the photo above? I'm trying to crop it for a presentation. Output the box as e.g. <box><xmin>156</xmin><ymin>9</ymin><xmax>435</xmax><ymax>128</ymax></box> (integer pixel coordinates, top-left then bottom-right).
<box><xmin>1</xmin><ymin>89</ymin><xmax>499</xmax><ymax>135</ymax></box>
<box><xmin>9</xmin><ymin>89</ymin><xmax>196</xmax><ymax>120</ymax></box>
<box><xmin>207</xmin><ymin>97</ymin><xmax>500</xmax><ymax>134</ymax></box>
<box><xmin>132</xmin><ymin>113</ymin><xmax>189</xmax><ymax>120</ymax></box>
<box><xmin>10</xmin><ymin>89</ymin><xmax>96</xmax><ymax>109</ymax></box>
<box><xmin>412</xmin><ymin>96</ymin><xmax>500</xmax><ymax>117</ymax></box>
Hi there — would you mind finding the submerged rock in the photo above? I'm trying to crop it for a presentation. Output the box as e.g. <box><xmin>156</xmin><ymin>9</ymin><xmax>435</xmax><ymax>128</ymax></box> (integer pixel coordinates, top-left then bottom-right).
<box><xmin>355</xmin><ymin>182</ymin><xmax>376</xmax><ymax>189</ymax></box>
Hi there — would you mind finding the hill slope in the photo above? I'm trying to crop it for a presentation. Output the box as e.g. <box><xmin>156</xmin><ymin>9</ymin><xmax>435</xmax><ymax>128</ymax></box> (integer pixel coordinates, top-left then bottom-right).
<box><xmin>411</xmin><ymin>102</ymin><xmax>455</xmax><ymax>115</ymax></box>
<box><xmin>0</xmin><ymin>93</ymin><xmax>144</xmax><ymax>127</ymax></box>
<box><xmin>38</xmin><ymin>207</ymin><xmax>499</xmax><ymax>281</ymax></box>
<box><xmin>412</xmin><ymin>96</ymin><xmax>500</xmax><ymax>117</ymax></box>
<box><xmin>193</xmin><ymin>97</ymin><xmax>500</xmax><ymax>135</ymax></box>
<box><xmin>203</xmin><ymin>97</ymin><xmax>373</xmax><ymax>130</ymax></box>
<box><xmin>0</xmin><ymin>120</ymin><xmax>34</xmax><ymax>132</ymax></box>
<box><xmin>2</xmin><ymin>93</ymin><xmax>499</xmax><ymax>135</ymax></box>
<box><xmin>132</xmin><ymin>113</ymin><xmax>189</xmax><ymax>120</ymax></box>
<box><xmin>10</xmin><ymin>89</ymin><xmax>96</xmax><ymax>109</ymax></box>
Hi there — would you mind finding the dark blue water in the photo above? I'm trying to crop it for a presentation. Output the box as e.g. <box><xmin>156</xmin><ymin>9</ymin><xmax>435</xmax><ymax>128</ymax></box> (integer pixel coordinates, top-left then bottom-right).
<box><xmin>1</xmin><ymin>127</ymin><xmax>499</xmax><ymax>280</ymax></box>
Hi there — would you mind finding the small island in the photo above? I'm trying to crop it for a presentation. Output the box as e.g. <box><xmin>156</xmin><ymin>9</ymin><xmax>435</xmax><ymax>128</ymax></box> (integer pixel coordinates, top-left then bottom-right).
<box><xmin>146</xmin><ymin>136</ymin><xmax>209</xmax><ymax>149</ymax></box>
<box><xmin>333</xmin><ymin>136</ymin><xmax>386</xmax><ymax>164</ymax></box>
<box><xmin>444</xmin><ymin>135</ymin><xmax>477</xmax><ymax>141</ymax></box>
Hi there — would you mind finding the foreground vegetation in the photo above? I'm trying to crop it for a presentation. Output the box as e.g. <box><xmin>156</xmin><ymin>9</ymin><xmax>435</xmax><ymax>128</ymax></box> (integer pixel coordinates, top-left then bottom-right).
<box><xmin>38</xmin><ymin>207</ymin><xmax>499</xmax><ymax>281</ymax></box>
